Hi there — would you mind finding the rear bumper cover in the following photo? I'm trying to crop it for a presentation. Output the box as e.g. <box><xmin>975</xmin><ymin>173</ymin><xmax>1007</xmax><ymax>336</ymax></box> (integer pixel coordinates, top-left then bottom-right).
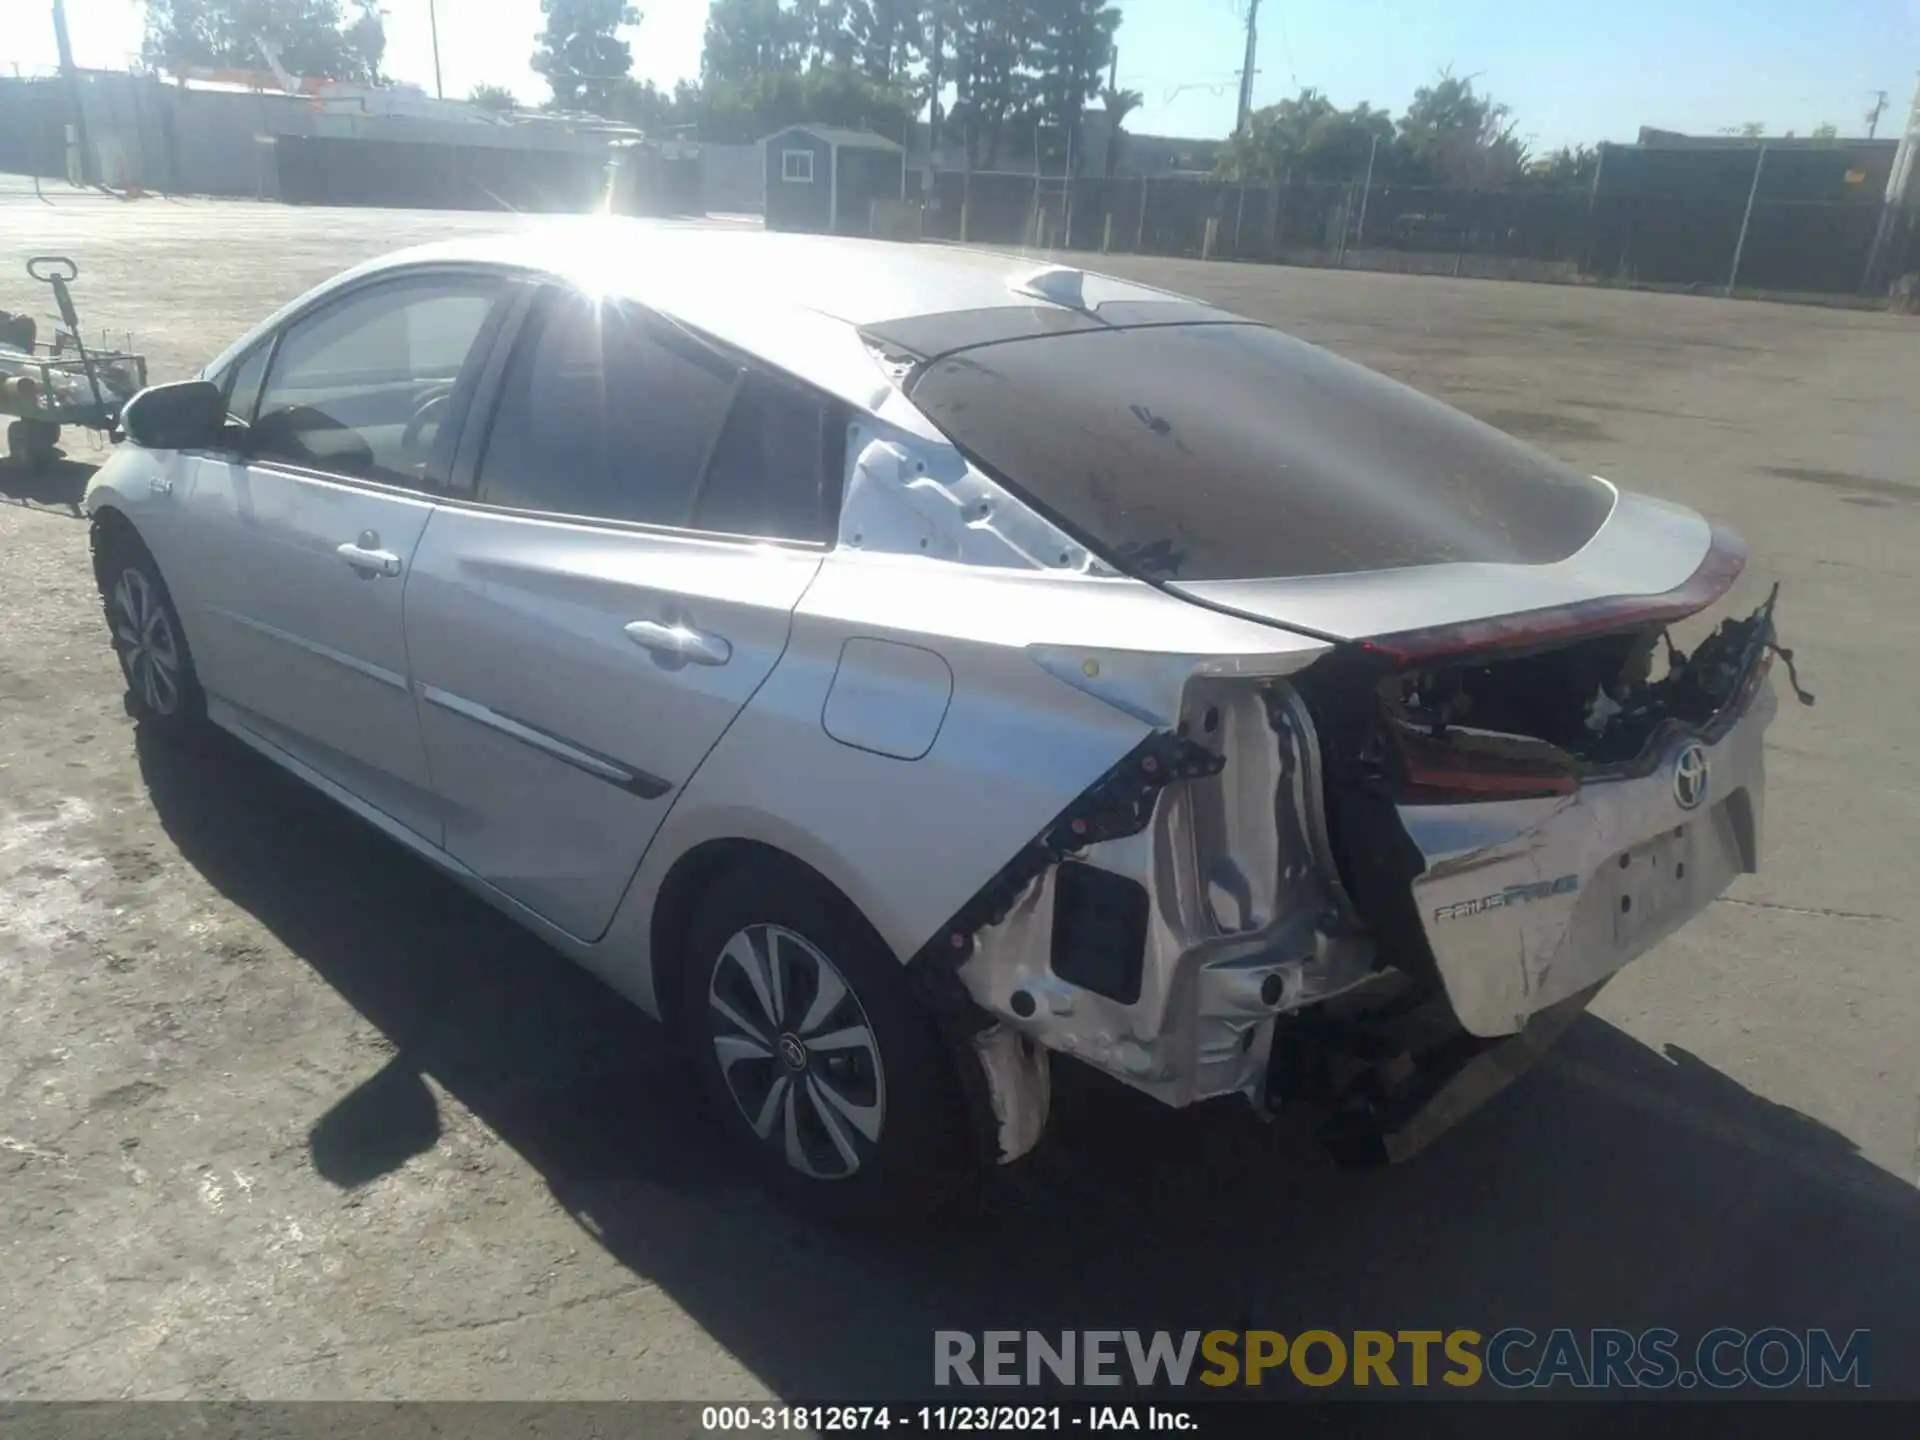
<box><xmin>1400</xmin><ymin>678</ymin><xmax>1776</xmax><ymax>1038</ymax></box>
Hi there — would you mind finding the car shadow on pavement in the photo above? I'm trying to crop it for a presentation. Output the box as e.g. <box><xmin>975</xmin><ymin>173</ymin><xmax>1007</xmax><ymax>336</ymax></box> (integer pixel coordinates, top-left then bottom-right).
<box><xmin>0</xmin><ymin>454</ymin><xmax>96</xmax><ymax>515</ymax></box>
<box><xmin>138</xmin><ymin>726</ymin><xmax>1920</xmax><ymax>1403</ymax></box>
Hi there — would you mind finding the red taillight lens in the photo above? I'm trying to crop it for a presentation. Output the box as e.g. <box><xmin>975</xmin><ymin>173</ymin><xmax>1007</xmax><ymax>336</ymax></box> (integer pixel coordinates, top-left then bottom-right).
<box><xmin>1359</xmin><ymin>524</ymin><xmax>1749</xmax><ymax>668</ymax></box>
<box><xmin>1389</xmin><ymin>723</ymin><xmax>1581</xmax><ymax>804</ymax></box>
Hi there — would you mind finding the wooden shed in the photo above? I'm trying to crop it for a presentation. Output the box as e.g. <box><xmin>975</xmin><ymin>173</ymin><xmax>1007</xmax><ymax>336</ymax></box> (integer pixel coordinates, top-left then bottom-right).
<box><xmin>762</xmin><ymin>125</ymin><xmax>906</xmax><ymax>235</ymax></box>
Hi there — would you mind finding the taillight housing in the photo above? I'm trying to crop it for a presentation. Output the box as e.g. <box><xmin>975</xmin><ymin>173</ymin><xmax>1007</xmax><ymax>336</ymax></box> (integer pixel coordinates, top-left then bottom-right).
<box><xmin>1386</xmin><ymin>719</ymin><xmax>1581</xmax><ymax>804</ymax></box>
<box><xmin>1358</xmin><ymin>525</ymin><xmax>1748</xmax><ymax>668</ymax></box>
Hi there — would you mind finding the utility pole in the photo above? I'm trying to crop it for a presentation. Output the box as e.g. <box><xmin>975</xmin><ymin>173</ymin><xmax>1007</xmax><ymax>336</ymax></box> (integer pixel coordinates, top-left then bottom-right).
<box><xmin>50</xmin><ymin>0</ymin><xmax>93</xmax><ymax>187</ymax></box>
<box><xmin>427</xmin><ymin>0</ymin><xmax>445</xmax><ymax>99</ymax></box>
<box><xmin>1863</xmin><ymin>75</ymin><xmax>1920</xmax><ymax>291</ymax></box>
<box><xmin>1726</xmin><ymin>142</ymin><xmax>1767</xmax><ymax>294</ymax></box>
<box><xmin>1867</xmin><ymin>89</ymin><xmax>1889</xmax><ymax>139</ymax></box>
<box><xmin>1354</xmin><ymin>131</ymin><xmax>1378</xmax><ymax>245</ymax></box>
<box><xmin>1236</xmin><ymin>0</ymin><xmax>1260</xmax><ymax>135</ymax></box>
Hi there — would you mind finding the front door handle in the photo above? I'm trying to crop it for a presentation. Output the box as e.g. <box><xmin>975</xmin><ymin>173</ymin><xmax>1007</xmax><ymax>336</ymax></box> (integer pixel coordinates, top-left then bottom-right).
<box><xmin>624</xmin><ymin>619</ymin><xmax>732</xmax><ymax>666</ymax></box>
<box><xmin>336</xmin><ymin>540</ymin><xmax>402</xmax><ymax>578</ymax></box>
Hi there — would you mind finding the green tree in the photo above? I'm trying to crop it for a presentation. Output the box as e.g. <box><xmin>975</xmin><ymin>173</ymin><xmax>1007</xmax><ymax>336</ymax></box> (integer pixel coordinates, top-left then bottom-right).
<box><xmin>469</xmin><ymin>83</ymin><xmax>519</xmax><ymax>112</ymax></box>
<box><xmin>1811</xmin><ymin>121</ymin><xmax>1839</xmax><ymax>141</ymax></box>
<box><xmin>1217</xmin><ymin>88</ymin><xmax>1394</xmax><ymax>183</ymax></box>
<box><xmin>922</xmin><ymin>0</ymin><xmax>954</xmax><ymax>148</ymax></box>
<box><xmin>340</xmin><ymin>0</ymin><xmax>384</xmax><ymax>81</ymax></box>
<box><xmin>1098</xmin><ymin>83</ymin><xmax>1141</xmax><ymax>176</ymax></box>
<box><xmin>689</xmin><ymin>67</ymin><xmax>914</xmax><ymax>144</ymax></box>
<box><xmin>1397</xmin><ymin>70</ymin><xmax>1526</xmax><ymax>188</ymax></box>
<box><xmin>534</xmin><ymin>0</ymin><xmax>640</xmax><ymax>113</ymax></box>
<box><xmin>608</xmin><ymin>76</ymin><xmax>699</xmax><ymax>132</ymax></box>
<box><xmin>141</xmin><ymin>0</ymin><xmax>385</xmax><ymax>84</ymax></box>
<box><xmin>1028</xmin><ymin>0</ymin><xmax>1121</xmax><ymax>172</ymax></box>
<box><xmin>1525</xmin><ymin>142</ymin><xmax>1598</xmax><ymax>186</ymax></box>
<box><xmin>683</xmin><ymin>0</ymin><xmax>1135</xmax><ymax>162</ymax></box>
<box><xmin>794</xmin><ymin>0</ymin><xmax>857</xmax><ymax>69</ymax></box>
<box><xmin>846</xmin><ymin>0</ymin><xmax>926</xmax><ymax>84</ymax></box>
<box><xmin>948</xmin><ymin>0</ymin><xmax>1039</xmax><ymax>167</ymax></box>
<box><xmin>702</xmin><ymin>0</ymin><xmax>802</xmax><ymax>85</ymax></box>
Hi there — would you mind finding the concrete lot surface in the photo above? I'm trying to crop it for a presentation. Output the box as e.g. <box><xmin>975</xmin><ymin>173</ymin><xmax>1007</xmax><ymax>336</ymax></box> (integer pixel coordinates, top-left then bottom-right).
<box><xmin>2</xmin><ymin>182</ymin><xmax>1917</xmax><ymax>1401</ymax></box>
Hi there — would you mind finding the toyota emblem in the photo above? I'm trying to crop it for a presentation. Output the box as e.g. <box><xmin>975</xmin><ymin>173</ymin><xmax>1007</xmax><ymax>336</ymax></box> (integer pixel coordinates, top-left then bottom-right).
<box><xmin>1672</xmin><ymin>741</ymin><xmax>1710</xmax><ymax>811</ymax></box>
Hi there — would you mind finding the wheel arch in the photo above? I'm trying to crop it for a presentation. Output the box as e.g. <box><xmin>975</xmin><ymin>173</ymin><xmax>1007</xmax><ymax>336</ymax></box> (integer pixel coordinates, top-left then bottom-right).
<box><xmin>86</xmin><ymin>485</ymin><xmax>217</xmax><ymax>664</ymax></box>
<box><xmin>87</xmin><ymin>497</ymin><xmax>142</xmax><ymax>551</ymax></box>
<box><xmin>88</xmin><ymin>501</ymin><xmax>156</xmax><ymax>598</ymax></box>
<box><xmin>646</xmin><ymin>835</ymin><xmax>896</xmax><ymax>1040</ymax></box>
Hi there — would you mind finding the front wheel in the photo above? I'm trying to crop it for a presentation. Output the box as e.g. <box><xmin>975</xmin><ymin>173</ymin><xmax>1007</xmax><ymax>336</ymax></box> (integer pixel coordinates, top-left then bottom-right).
<box><xmin>92</xmin><ymin>522</ymin><xmax>205</xmax><ymax>735</ymax></box>
<box><xmin>681</xmin><ymin>857</ymin><xmax>976</xmax><ymax>1223</ymax></box>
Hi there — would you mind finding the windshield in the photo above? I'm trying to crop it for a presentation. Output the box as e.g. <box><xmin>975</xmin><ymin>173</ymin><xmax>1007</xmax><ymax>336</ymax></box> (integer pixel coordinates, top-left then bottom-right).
<box><xmin>906</xmin><ymin>323</ymin><xmax>1615</xmax><ymax>582</ymax></box>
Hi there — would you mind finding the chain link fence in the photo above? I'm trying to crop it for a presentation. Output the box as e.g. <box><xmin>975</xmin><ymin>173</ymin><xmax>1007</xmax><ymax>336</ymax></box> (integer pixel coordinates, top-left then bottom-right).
<box><xmin>6</xmin><ymin>69</ymin><xmax>1915</xmax><ymax>300</ymax></box>
<box><xmin>912</xmin><ymin>162</ymin><xmax>1919</xmax><ymax>299</ymax></box>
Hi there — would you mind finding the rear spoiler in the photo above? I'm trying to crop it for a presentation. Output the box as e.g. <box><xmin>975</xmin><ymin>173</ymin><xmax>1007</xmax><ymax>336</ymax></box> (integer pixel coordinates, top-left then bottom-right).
<box><xmin>1356</xmin><ymin>525</ymin><xmax>1750</xmax><ymax>669</ymax></box>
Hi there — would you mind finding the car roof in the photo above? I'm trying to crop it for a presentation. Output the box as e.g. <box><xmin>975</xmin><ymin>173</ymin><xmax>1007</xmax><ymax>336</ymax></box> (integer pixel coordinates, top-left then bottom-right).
<box><xmin>368</xmin><ymin>221</ymin><xmax>1201</xmax><ymax>330</ymax></box>
<box><xmin>208</xmin><ymin>222</ymin><xmax>1242</xmax><ymax>428</ymax></box>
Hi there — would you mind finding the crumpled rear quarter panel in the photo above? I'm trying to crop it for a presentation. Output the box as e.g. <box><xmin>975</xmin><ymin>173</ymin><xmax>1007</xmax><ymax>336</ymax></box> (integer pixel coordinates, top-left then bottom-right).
<box><xmin>605</xmin><ymin>559</ymin><xmax>1163</xmax><ymax>997</ymax></box>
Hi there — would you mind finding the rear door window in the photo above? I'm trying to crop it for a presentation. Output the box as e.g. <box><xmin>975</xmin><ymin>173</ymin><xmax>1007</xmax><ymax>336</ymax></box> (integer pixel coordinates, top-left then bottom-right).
<box><xmin>689</xmin><ymin>370</ymin><xmax>844</xmax><ymax>542</ymax></box>
<box><xmin>475</xmin><ymin>291</ymin><xmax>739</xmax><ymax>527</ymax></box>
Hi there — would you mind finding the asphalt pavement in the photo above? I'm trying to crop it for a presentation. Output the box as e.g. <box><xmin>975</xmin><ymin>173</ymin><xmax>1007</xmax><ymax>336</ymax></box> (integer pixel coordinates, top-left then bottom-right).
<box><xmin>1</xmin><ymin>181</ymin><xmax>1916</xmax><ymax>1402</ymax></box>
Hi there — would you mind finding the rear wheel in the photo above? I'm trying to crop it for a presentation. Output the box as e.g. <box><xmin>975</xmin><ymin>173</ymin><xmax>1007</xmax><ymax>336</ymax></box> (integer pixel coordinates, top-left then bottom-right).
<box><xmin>6</xmin><ymin>418</ymin><xmax>60</xmax><ymax>474</ymax></box>
<box><xmin>681</xmin><ymin>857</ymin><xmax>976</xmax><ymax>1222</ymax></box>
<box><xmin>92</xmin><ymin>522</ymin><xmax>205</xmax><ymax>735</ymax></box>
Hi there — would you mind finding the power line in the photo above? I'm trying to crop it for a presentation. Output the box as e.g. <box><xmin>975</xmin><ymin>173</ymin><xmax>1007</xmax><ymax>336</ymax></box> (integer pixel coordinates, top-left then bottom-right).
<box><xmin>1126</xmin><ymin>71</ymin><xmax>1246</xmax><ymax>85</ymax></box>
<box><xmin>1163</xmin><ymin>76</ymin><xmax>1253</xmax><ymax>105</ymax></box>
<box><xmin>1271</xmin><ymin>2</ymin><xmax>1299</xmax><ymax>92</ymax></box>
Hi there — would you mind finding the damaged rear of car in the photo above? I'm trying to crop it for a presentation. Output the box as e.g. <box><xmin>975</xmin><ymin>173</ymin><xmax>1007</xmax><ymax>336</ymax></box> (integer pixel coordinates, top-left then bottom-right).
<box><xmin>894</xmin><ymin>308</ymin><xmax>1809</xmax><ymax>1168</ymax></box>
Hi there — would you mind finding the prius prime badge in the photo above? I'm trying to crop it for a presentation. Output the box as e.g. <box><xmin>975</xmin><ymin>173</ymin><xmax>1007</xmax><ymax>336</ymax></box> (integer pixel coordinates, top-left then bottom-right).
<box><xmin>1672</xmin><ymin>741</ymin><xmax>1710</xmax><ymax>811</ymax></box>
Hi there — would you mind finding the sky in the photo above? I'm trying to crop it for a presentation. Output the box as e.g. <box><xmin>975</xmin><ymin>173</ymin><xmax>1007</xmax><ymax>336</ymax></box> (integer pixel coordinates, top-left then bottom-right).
<box><xmin>7</xmin><ymin>0</ymin><xmax>1920</xmax><ymax>151</ymax></box>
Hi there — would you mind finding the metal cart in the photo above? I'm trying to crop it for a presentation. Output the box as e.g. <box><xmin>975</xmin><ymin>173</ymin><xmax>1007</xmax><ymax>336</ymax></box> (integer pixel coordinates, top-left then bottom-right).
<box><xmin>1</xmin><ymin>256</ymin><xmax>148</xmax><ymax>473</ymax></box>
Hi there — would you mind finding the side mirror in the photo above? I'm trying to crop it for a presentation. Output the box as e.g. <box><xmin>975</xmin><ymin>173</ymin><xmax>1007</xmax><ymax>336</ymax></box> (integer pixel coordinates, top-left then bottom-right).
<box><xmin>119</xmin><ymin>380</ymin><xmax>229</xmax><ymax>451</ymax></box>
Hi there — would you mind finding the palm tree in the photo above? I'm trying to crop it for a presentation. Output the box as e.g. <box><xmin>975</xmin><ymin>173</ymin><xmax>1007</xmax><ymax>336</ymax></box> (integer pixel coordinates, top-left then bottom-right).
<box><xmin>1100</xmin><ymin>85</ymin><xmax>1144</xmax><ymax>177</ymax></box>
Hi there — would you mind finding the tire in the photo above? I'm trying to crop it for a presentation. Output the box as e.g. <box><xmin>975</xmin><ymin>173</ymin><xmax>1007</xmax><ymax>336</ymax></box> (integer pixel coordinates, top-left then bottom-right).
<box><xmin>6</xmin><ymin>418</ymin><xmax>58</xmax><ymax>474</ymax></box>
<box><xmin>681</xmin><ymin>856</ymin><xmax>977</xmax><ymax>1223</ymax></box>
<box><xmin>92</xmin><ymin>521</ymin><xmax>206</xmax><ymax>736</ymax></box>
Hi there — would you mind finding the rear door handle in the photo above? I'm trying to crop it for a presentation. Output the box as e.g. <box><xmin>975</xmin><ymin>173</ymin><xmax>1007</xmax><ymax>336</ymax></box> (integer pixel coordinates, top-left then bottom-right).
<box><xmin>336</xmin><ymin>541</ymin><xmax>402</xmax><ymax>578</ymax></box>
<box><xmin>624</xmin><ymin>619</ymin><xmax>732</xmax><ymax>666</ymax></box>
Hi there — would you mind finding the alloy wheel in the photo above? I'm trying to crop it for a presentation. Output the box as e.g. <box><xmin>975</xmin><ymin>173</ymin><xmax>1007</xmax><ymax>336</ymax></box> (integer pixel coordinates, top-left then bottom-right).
<box><xmin>112</xmin><ymin>566</ymin><xmax>181</xmax><ymax>717</ymax></box>
<box><xmin>707</xmin><ymin>923</ymin><xmax>886</xmax><ymax>1180</ymax></box>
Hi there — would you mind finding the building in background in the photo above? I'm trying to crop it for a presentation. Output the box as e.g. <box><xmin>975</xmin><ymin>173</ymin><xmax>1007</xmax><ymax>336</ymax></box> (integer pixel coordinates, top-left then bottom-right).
<box><xmin>1584</xmin><ymin>128</ymin><xmax>1901</xmax><ymax>291</ymax></box>
<box><xmin>1631</xmin><ymin>127</ymin><xmax>1897</xmax><ymax>197</ymax></box>
<box><xmin>0</xmin><ymin>66</ymin><xmax>645</xmax><ymax>211</ymax></box>
<box><xmin>763</xmin><ymin>125</ymin><xmax>905</xmax><ymax>234</ymax></box>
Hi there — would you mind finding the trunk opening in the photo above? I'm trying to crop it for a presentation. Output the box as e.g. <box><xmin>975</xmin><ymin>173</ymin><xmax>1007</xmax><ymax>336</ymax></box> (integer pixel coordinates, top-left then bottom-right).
<box><xmin>1290</xmin><ymin>584</ymin><xmax>1801</xmax><ymax>992</ymax></box>
<box><xmin>1381</xmin><ymin>589</ymin><xmax>1785</xmax><ymax>783</ymax></box>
